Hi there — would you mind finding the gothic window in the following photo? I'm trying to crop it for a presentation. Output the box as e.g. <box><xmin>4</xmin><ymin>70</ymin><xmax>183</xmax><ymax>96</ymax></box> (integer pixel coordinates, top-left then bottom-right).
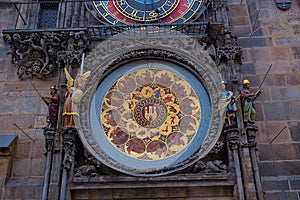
<box><xmin>38</xmin><ymin>1</ymin><xmax>59</xmax><ymax>28</ymax></box>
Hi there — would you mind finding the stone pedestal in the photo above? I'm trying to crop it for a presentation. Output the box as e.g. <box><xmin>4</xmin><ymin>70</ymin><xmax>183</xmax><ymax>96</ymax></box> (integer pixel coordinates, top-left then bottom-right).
<box><xmin>42</xmin><ymin>129</ymin><xmax>56</xmax><ymax>200</ymax></box>
<box><xmin>226</xmin><ymin>127</ymin><xmax>245</xmax><ymax>200</ymax></box>
<box><xmin>60</xmin><ymin>128</ymin><xmax>77</xmax><ymax>200</ymax></box>
<box><xmin>246</xmin><ymin>125</ymin><xmax>264</xmax><ymax>200</ymax></box>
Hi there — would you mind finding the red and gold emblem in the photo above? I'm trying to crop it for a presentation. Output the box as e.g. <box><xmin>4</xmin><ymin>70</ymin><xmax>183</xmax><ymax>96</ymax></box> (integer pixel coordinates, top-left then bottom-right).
<box><xmin>134</xmin><ymin>98</ymin><xmax>167</xmax><ymax>128</ymax></box>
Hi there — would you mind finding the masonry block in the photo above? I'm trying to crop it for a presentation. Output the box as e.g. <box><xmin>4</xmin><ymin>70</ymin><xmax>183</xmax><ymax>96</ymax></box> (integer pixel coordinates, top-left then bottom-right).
<box><xmin>288</xmin><ymin>121</ymin><xmax>300</xmax><ymax>141</ymax></box>
<box><xmin>253</xmin><ymin>102</ymin><xmax>265</xmax><ymax>121</ymax></box>
<box><xmin>291</xmin><ymin>60</ymin><xmax>300</xmax><ymax>72</ymax></box>
<box><xmin>238</xmin><ymin>37</ymin><xmax>273</xmax><ymax>48</ymax></box>
<box><xmin>292</xmin><ymin>46</ymin><xmax>300</xmax><ymax>59</ymax></box>
<box><xmin>259</xmin><ymin>161</ymin><xmax>300</xmax><ymax>176</ymax></box>
<box><xmin>232</xmin><ymin>26</ymin><xmax>252</xmax><ymax>37</ymax></box>
<box><xmin>0</xmin><ymin>158</ymin><xmax>10</xmax><ymax>176</ymax></box>
<box><xmin>258</xmin><ymin>87</ymin><xmax>271</xmax><ymax>101</ymax></box>
<box><xmin>258</xmin><ymin>143</ymin><xmax>300</xmax><ymax>161</ymax></box>
<box><xmin>290</xmin><ymin>179</ymin><xmax>300</xmax><ymax>190</ymax></box>
<box><xmin>292</xmin><ymin>25</ymin><xmax>300</xmax><ymax>35</ymax></box>
<box><xmin>264</xmin><ymin>192</ymin><xmax>299</xmax><ymax>200</ymax></box>
<box><xmin>262</xmin><ymin>179</ymin><xmax>289</xmax><ymax>191</ymax></box>
<box><xmin>0</xmin><ymin>58</ymin><xmax>11</xmax><ymax>73</ymax></box>
<box><xmin>270</xmin><ymin>47</ymin><xmax>293</xmax><ymax>61</ymax></box>
<box><xmin>230</xmin><ymin>17</ymin><xmax>248</xmax><ymax>27</ymax></box>
<box><xmin>0</xmin><ymin>115</ymin><xmax>36</xmax><ymax>130</ymax></box>
<box><xmin>256</xmin><ymin>121</ymin><xmax>290</xmax><ymax>143</ymax></box>
<box><xmin>228</xmin><ymin>5</ymin><xmax>248</xmax><ymax>16</ymax></box>
<box><xmin>30</xmin><ymin>140</ymin><xmax>46</xmax><ymax>159</ymax></box>
<box><xmin>21</xmin><ymin>96</ymin><xmax>41</xmax><ymax>114</ymax></box>
<box><xmin>268</xmin><ymin>61</ymin><xmax>291</xmax><ymax>74</ymax></box>
<box><xmin>30</xmin><ymin>159</ymin><xmax>45</xmax><ymax>177</ymax></box>
<box><xmin>275</xmin><ymin>36</ymin><xmax>300</xmax><ymax>46</ymax></box>
<box><xmin>268</xmin><ymin>26</ymin><xmax>293</xmax><ymax>38</ymax></box>
<box><xmin>15</xmin><ymin>142</ymin><xmax>30</xmax><ymax>159</ymax></box>
<box><xmin>12</xmin><ymin>159</ymin><xmax>31</xmax><ymax>177</ymax></box>
<box><xmin>0</xmin><ymin>96</ymin><xmax>22</xmax><ymax>115</ymax></box>
<box><xmin>270</xmin><ymin>87</ymin><xmax>300</xmax><ymax>101</ymax></box>
<box><xmin>242</xmin><ymin>63</ymin><xmax>256</xmax><ymax>75</ymax></box>
<box><xmin>249</xmin><ymin>48</ymin><xmax>271</xmax><ymax>63</ymax></box>
<box><xmin>3</xmin><ymin>81</ymin><xmax>33</xmax><ymax>92</ymax></box>
<box><xmin>287</xmin><ymin>73</ymin><xmax>300</xmax><ymax>85</ymax></box>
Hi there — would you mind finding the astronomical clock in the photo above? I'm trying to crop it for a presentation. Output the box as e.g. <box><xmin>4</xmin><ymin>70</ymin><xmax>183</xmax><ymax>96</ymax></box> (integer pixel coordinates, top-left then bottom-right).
<box><xmin>76</xmin><ymin>0</ymin><xmax>223</xmax><ymax>177</ymax></box>
<box><xmin>92</xmin><ymin>0</ymin><xmax>205</xmax><ymax>24</ymax></box>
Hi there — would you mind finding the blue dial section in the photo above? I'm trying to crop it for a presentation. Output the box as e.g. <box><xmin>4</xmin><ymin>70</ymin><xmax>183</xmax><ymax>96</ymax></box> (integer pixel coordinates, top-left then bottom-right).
<box><xmin>90</xmin><ymin>60</ymin><xmax>212</xmax><ymax>170</ymax></box>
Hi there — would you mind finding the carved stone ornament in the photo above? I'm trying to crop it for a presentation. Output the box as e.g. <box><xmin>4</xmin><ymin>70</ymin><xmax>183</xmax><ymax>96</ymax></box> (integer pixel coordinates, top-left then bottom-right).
<box><xmin>226</xmin><ymin>128</ymin><xmax>240</xmax><ymax>150</ymax></box>
<box><xmin>43</xmin><ymin>129</ymin><xmax>56</xmax><ymax>152</ymax></box>
<box><xmin>216</xmin><ymin>30</ymin><xmax>242</xmax><ymax>64</ymax></box>
<box><xmin>190</xmin><ymin>160</ymin><xmax>227</xmax><ymax>173</ymax></box>
<box><xmin>3</xmin><ymin>30</ymin><xmax>88</xmax><ymax>79</ymax></box>
<box><xmin>209</xmin><ymin>140</ymin><xmax>224</xmax><ymax>154</ymax></box>
<box><xmin>74</xmin><ymin>165</ymin><xmax>97</xmax><ymax>177</ymax></box>
<box><xmin>77</xmin><ymin>29</ymin><xmax>224</xmax><ymax>177</ymax></box>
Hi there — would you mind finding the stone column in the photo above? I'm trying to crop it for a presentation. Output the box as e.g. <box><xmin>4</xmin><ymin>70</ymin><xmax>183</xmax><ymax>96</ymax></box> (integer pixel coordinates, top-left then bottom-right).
<box><xmin>247</xmin><ymin>126</ymin><xmax>264</xmax><ymax>200</ymax></box>
<box><xmin>60</xmin><ymin>128</ymin><xmax>76</xmax><ymax>200</ymax></box>
<box><xmin>226</xmin><ymin>127</ymin><xmax>244</xmax><ymax>200</ymax></box>
<box><xmin>240</xmin><ymin>127</ymin><xmax>257</xmax><ymax>200</ymax></box>
<box><xmin>42</xmin><ymin>129</ymin><xmax>56</xmax><ymax>200</ymax></box>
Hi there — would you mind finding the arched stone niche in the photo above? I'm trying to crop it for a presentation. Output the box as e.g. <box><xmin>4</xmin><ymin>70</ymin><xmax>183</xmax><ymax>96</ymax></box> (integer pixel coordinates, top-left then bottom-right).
<box><xmin>78</xmin><ymin>30</ymin><xmax>223</xmax><ymax>176</ymax></box>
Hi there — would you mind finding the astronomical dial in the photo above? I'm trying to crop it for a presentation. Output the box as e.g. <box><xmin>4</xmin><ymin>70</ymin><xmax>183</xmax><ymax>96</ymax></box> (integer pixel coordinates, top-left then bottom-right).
<box><xmin>93</xmin><ymin>0</ymin><xmax>204</xmax><ymax>25</ymax></box>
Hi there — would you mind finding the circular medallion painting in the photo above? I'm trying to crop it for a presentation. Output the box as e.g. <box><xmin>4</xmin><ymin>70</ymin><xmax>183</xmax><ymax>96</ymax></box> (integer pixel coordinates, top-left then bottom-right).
<box><xmin>89</xmin><ymin>60</ymin><xmax>212</xmax><ymax>173</ymax></box>
<box><xmin>100</xmin><ymin>67</ymin><xmax>201</xmax><ymax>160</ymax></box>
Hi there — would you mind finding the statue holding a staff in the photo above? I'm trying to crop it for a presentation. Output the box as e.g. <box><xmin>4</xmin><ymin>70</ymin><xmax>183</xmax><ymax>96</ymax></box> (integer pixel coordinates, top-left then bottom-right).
<box><xmin>42</xmin><ymin>85</ymin><xmax>60</xmax><ymax>129</ymax></box>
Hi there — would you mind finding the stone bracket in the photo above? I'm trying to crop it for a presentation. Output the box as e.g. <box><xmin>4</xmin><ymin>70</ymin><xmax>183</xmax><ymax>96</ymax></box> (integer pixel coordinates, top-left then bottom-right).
<box><xmin>2</xmin><ymin>29</ymin><xmax>88</xmax><ymax>80</ymax></box>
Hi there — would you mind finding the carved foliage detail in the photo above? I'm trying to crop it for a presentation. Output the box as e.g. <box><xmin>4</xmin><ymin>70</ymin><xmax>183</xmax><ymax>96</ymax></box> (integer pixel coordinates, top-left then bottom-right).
<box><xmin>190</xmin><ymin>160</ymin><xmax>227</xmax><ymax>173</ymax></box>
<box><xmin>216</xmin><ymin>30</ymin><xmax>242</xmax><ymax>64</ymax></box>
<box><xmin>3</xmin><ymin>31</ymin><xmax>88</xmax><ymax>79</ymax></box>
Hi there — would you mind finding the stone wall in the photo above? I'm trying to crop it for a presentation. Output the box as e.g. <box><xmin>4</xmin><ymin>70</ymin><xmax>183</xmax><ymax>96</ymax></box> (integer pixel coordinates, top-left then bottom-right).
<box><xmin>0</xmin><ymin>3</ymin><xmax>55</xmax><ymax>199</ymax></box>
<box><xmin>228</xmin><ymin>0</ymin><xmax>300</xmax><ymax>199</ymax></box>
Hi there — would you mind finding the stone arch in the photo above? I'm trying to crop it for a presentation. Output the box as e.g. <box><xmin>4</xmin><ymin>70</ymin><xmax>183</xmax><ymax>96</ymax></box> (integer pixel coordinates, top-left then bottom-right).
<box><xmin>78</xmin><ymin>30</ymin><xmax>223</xmax><ymax>176</ymax></box>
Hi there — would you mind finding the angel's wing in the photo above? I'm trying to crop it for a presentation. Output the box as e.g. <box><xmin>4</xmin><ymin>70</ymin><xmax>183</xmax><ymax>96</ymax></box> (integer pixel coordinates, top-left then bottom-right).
<box><xmin>77</xmin><ymin>71</ymin><xmax>91</xmax><ymax>89</ymax></box>
<box><xmin>64</xmin><ymin>68</ymin><xmax>74</xmax><ymax>88</ymax></box>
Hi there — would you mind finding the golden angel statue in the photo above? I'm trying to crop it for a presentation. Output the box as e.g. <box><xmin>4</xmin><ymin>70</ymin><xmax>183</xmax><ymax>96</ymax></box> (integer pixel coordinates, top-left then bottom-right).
<box><xmin>63</xmin><ymin>68</ymin><xmax>90</xmax><ymax>128</ymax></box>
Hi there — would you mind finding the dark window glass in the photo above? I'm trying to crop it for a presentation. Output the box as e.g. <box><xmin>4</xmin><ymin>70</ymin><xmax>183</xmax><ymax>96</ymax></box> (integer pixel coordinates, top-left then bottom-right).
<box><xmin>38</xmin><ymin>2</ymin><xmax>59</xmax><ymax>28</ymax></box>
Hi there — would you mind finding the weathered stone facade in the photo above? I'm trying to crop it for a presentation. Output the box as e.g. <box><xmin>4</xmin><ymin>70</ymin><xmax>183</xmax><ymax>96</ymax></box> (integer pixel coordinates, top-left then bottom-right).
<box><xmin>228</xmin><ymin>0</ymin><xmax>300</xmax><ymax>199</ymax></box>
<box><xmin>0</xmin><ymin>0</ymin><xmax>299</xmax><ymax>200</ymax></box>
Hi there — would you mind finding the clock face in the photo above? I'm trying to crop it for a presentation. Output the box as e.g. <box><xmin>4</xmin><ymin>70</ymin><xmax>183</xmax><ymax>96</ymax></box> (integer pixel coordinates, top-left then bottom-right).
<box><xmin>90</xmin><ymin>60</ymin><xmax>212</xmax><ymax>172</ymax></box>
<box><xmin>99</xmin><ymin>68</ymin><xmax>202</xmax><ymax>160</ymax></box>
<box><xmin>93</xmin><ymin>0</ymin><xmax>204</xmax><ymax>25</ymax></box>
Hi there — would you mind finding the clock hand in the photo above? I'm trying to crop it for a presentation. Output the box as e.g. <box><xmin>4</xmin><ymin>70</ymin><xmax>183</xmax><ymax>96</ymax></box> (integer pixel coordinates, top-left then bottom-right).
<box><xmin>151</xmin><ymin>0</ymin><xmax>154</xmax><ymax>10</ymax></box>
